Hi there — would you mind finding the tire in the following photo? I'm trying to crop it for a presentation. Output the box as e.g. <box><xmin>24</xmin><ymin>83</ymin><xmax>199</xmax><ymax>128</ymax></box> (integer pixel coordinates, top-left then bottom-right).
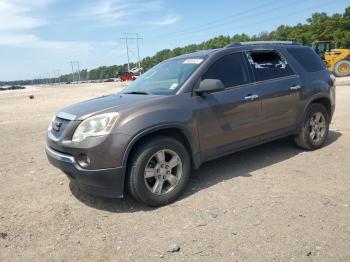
<box><xmin>333</xmin><ymin>60</ymin><xmax>350</xmax><ymax>77</ymax></box>
<box><xmin>127</xmin><ymin>136</ymin><xmax>191</xmax><ymax>207</ymax></box>
<box><xmin>294</xmin><ymin>103</ymin><xmax>330</xmax><ymax>150</ymax></box>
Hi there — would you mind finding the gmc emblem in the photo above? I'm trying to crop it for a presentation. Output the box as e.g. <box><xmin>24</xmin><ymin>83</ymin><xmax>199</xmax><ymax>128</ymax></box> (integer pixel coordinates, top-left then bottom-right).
<box><xmin>52</xmin><ymin>120</ymin><xmax>62</xmax><ymax>132</ymax></box>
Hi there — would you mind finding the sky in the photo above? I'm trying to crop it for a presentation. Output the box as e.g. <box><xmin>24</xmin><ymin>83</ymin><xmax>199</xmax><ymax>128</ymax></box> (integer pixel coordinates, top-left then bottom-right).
<box><xmin>0</xmin><ymin>0</ymin><xmax>349</xmax><ymax>81</ymax></box>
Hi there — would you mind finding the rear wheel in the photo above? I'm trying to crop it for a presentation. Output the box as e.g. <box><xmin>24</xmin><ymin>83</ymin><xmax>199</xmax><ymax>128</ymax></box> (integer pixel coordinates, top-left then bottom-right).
<box><xmin>294</xmin><ymin>103</ymin><xmax>329</xmax><ymax>150</ymax></box>
<box><xmin>334</xmin><ymin>60</ymin><xmax>350</xmax><ymax>77</ymax></box>
<box><xmin>127</xmin><ymin>136</ymin><xmax>191</xmax><ymax>206</ymax></box>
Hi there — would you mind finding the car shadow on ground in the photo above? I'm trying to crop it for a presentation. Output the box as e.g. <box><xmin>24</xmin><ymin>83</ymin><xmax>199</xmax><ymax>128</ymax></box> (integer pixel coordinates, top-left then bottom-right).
<box><xmin>70</xmin><ymin>130</ymin><xmax>341</xmax><ymax>213</ymax></box>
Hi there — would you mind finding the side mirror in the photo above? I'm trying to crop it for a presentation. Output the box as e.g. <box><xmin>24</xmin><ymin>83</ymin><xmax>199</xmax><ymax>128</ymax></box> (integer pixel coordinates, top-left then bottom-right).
<box><xmin>195</xmin><ymin>79</ymin><xmax>225</xmax><ymax>95</ymax></box>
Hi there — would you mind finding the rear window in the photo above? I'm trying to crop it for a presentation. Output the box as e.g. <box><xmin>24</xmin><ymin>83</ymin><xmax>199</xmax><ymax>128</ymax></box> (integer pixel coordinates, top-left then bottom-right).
<box><xmin>248</xmin><ymin>51</ymin><xmax>294</xmax><ymax>81</ymax></box>
<box><xmin>287</xmin><ymin>48</ymin><xmax>326</xmax><ymax>72</ymax></box>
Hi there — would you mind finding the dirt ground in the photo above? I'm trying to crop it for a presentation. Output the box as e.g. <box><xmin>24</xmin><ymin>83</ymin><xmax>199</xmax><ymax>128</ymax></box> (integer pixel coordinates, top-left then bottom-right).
<box><xmin>0</xmin><ymin>80</ymin><xmax>350</xmax><ymax>262</ymax></box>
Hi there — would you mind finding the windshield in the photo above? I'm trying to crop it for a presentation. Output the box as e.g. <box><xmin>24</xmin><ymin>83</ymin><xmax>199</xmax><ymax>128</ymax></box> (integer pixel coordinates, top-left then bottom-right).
<box><xmin>121</xmin><ymin>57</ymin><xmax>205</xmax><ymax>95</ymax></box>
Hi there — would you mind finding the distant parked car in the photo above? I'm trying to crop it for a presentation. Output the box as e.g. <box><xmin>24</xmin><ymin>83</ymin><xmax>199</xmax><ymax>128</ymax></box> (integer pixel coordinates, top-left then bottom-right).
<box><xmin>104</xmin><ymin>79</ymin><xmax>115</xmax><ymax>83</ymax></box>
<box><xmin>0</xmin><ymin>85</ymin><xmax>26</xmax><ymax>91</ymax></box>
<box><xmin>46</xmin><ymin>41</ymin><xmax>335</xmax><ymax>206</ymax></box>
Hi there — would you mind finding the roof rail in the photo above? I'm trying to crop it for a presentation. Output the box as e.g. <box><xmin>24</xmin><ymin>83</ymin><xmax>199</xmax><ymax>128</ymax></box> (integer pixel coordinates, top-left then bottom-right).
<box><xmin>225</xmin><ymin>41</ymin><xmax>300</xmax><ymax>48</ymax></box>
<box><xmin>183</xmin><ymin>50</ymin><xmax>198</xmax><ymax>54</ymax></box>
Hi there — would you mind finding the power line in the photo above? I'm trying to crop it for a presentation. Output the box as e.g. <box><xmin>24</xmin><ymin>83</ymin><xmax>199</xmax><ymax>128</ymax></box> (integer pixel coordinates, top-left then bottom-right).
<box><xmin>162</xmin><ymin>0</ymin><xmax>301</xmax><ymax>42</ymax></box>
<box><xmin>150</xmin><ymin>0</ymin><xmax>346</xmax><ymax>45</ymax></box>
<box><xmin>164</xmin><ymin>0</ymin><xmax>344</xmax><ymax>44</ymax></box>
<box><xmin>149</xmin><ymin>0</ymin><xmax>281</xmax><ymax>39</ymax></box>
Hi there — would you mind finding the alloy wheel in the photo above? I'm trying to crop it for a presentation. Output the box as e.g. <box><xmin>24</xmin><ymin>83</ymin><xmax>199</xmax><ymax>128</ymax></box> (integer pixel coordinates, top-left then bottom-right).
<box><xmin>309</xmin><ymin>112</ymin><xmax>326</xmax><ymax>143</ymax></box>
<box><xmin>144</xmin><ymin>149</ymin><xmax>183</xmax><ymax>195</ymax></box>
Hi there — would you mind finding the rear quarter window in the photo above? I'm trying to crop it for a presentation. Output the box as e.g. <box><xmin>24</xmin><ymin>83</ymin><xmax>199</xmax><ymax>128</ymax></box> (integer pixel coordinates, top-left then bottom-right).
<box><xmin>287</xmin><ymin>48</ymin><xmax>326</xmax><ymax>72</ymax></box>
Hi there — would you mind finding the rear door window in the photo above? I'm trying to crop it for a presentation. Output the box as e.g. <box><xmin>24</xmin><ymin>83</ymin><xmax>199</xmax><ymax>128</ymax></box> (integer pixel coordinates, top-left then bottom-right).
<box><xmin>287</xmin><ymin>48</ymin><xmax>326</xmax><ymax>72</ymax></box>
<box><xmin>247</xmin><ymin>50</ymin><xmax>294</xmax><ymax>81</ymax></box>
<box><xmin>202</xmin><ymin>52</ymin><xmax>250</xmax><ymax>88</ymax></box>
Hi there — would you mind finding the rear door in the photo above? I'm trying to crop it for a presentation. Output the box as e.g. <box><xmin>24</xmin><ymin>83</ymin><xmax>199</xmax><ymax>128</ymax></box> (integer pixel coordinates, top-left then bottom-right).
<box><xmin>193</xmin><ymin>52</ymin><xmax>262</xmax><ymax>160</ymax></box>
<box><xmin>246</xmin><ymin>49</ymin><xmax>302</xmax><ymax>136</ymax></box>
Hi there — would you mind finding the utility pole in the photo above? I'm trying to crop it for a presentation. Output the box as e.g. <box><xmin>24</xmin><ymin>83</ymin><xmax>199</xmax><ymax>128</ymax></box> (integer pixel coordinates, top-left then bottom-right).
<box><xmin>120</xmin><ymin>33</ymin><xmax>142</xmax><ymax>73</ymax></box>
<box><xmin>76</xmin><ymin>61</ymin><xmax>81</xmax><ymax>83</ymax></box>
<box><xmin>53</xmin><ymin>69</ymin><xmax>60</xmax><ymax>84</ymax></box>
<box><xmin>125</xmin><ymin>33</ymin><xmax>130</xmax><ymax>72</ymax></box>
<box><xmin>70</xmin><ymin>61</ymin><xmax>75</xmax><ymax>83</ymax></box>
<box><xmin>136</xmin><ymin>33</ymin><xmax>141</xmax><ymax>74</ymax></box>
<box><xmin>121</xmin><ymin>33</ymin><xmax>131</xmax><ymax>72</ymax></box>
<box><xmin>46</xmin><ymin>73</ymin><xmax>50</xmax><ymax>85</ymax></box>
<box><xmin>57</xmin><ymin>69</ymin><xmax>60</xmax><ymax>84</ymax></box>
<box><xmin>70</xmin><ymin>61</ymin><xmax>80</xmax><ymax>83</ymax></box>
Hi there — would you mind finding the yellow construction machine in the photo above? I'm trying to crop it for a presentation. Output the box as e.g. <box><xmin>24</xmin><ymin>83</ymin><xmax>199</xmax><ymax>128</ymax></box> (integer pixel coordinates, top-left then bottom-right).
<box><xmin>312</xmin><ymin>41</ymin><xmax>350</xmax><ymax>77</ymax></box>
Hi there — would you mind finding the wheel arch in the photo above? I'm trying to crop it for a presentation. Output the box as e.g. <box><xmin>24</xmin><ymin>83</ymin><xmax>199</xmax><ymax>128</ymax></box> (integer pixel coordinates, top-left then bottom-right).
<box><xmin>122</xmin><ymin>124</ymin><xmax>200</xmax><ymax>172</ymax></box>
<box><xmin>302</xmin><ymin>95</ymin><xmax>332</xmax><ymax>126</ymax></box>
<box><xmin>310</xmin><ymin>97</ymin><xmax>332</xmax><ymax>117</ymax></box>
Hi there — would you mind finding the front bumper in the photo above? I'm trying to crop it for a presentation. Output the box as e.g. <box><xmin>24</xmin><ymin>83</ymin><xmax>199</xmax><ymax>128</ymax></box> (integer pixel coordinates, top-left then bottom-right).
<box><xmin>45</xmin><ymin>145</ymin><xmax>126</xmax><ymax>198</ymax></box>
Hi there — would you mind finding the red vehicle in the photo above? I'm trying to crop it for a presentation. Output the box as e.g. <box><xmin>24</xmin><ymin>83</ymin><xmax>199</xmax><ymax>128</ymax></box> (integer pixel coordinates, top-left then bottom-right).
<box><xmin>118</xmin><ymin>72</ymin><xmax>135</xmax><ymax>81</ymax></box>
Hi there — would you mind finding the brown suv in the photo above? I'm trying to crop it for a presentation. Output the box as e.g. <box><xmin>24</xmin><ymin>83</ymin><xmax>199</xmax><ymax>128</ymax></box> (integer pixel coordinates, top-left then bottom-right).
<box><xmin>46</xmin><ymin>41</ymin><xmax>336</xmax><ymax>206</ymax></box>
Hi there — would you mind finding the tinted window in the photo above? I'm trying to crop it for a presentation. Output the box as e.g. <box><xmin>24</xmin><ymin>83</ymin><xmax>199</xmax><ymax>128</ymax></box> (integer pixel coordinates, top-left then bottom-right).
<box><xmin>287</xmin><ymin>48</ymin><xmax>326</xmax><ymax>72</ymax></box>
<box><xmin>202</xmin><ymin>53</ymin><xmax>249</xmax><ymax>88</ymax></box>
<box><xmin>248</xmin><ymin>51</ymin><xmax>294</xmax><ymax>81</ymax></box>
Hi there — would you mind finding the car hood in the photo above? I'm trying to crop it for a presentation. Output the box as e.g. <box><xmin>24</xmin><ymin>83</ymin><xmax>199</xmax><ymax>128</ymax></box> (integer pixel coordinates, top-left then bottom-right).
<box><xmin>58</xmin><ymin>94</ymin><xmax>164</xmax><ymax>120</ymax></box>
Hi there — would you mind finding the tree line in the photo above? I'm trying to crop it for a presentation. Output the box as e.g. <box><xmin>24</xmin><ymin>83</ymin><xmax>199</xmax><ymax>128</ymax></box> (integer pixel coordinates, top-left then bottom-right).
<box><xmin>2</xmin><ymin>6</ymin><xmax>349</xmax><ymax>86</ymax></box>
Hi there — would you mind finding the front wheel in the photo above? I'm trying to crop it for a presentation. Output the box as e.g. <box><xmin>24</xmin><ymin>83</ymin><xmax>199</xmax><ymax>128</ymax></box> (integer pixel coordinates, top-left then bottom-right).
<box><xmin>127</xmin><ymin>136</ymin><xmax>191</xmax><ymax>206</ymax></box>
<box><xmin>294</xmin><ymin>103</ymin><xmax>330</xmax><ymax>150</ymax></box>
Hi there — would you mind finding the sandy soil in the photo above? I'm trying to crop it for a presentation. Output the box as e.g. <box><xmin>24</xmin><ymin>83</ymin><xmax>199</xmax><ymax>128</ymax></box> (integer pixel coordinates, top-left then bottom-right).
<box><xmin>0</xmin><ymin>81</ymin><xmax>349</xmax><ymax>261</ymax></box>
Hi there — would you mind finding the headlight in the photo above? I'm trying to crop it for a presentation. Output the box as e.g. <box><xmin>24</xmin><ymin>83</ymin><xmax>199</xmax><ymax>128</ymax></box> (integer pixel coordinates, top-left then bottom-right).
<box><xmin>72</xmin><ymin>112</ymin><xmax>119</xmax><ymax>143</ymax></box>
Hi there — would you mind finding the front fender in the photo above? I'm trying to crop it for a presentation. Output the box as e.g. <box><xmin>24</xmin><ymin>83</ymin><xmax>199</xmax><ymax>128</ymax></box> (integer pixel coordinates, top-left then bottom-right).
<box><xmin>120</xmin><ymin>123</ymin><xmax>200</xmax><ymax>168</ymax></box>
<box><xmin>113</xmin><ymin>93</ymin><xmax>200</xmax><ymax>168</ymax></box>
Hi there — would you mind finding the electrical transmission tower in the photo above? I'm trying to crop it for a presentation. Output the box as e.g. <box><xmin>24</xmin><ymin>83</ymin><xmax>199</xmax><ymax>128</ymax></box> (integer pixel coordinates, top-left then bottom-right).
<box><xmin>70</xmin><ymin>61</ymin><xmax>81</xmax><ymax>83</ymax></box>
<box><xmin>52</xmin><ymin>69</ymin><xmax>60</xmax><ymax>84</ymax></box>
<box><xmin>120</xmin><ymin>33</ymin><xmax>143</xmax><ymax>73</ymax></box>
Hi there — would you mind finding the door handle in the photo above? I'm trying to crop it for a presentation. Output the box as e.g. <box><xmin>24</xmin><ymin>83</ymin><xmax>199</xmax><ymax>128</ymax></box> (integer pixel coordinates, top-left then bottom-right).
<box><xmin>290</xmin><ymin>84</ymin><xmax>301</xmax><ymax>91</ymax></box>
<box><xmin>244</xmin><ymin>94</ymin><xmax>259</xmax><ymax>101</ymax></box>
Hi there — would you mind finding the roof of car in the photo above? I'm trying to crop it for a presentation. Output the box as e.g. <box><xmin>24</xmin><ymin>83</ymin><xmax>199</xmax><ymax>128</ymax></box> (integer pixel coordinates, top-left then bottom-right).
<box><xmin>225</xmin><ymin>40</ymin><xmax>300</xmax><ymax>48</ymax></box>
<box><xmin>168</xmin><ymin>41</ymin><xmax>302</xmax><ymax>61</ymax></box>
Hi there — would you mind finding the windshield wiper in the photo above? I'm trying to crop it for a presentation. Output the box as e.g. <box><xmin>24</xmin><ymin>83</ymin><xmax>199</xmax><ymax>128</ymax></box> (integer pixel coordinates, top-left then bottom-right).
<box><xmin>123</xmin><ymin>91</ymin><xmax>150</xmax><ymax>95</ymax></box>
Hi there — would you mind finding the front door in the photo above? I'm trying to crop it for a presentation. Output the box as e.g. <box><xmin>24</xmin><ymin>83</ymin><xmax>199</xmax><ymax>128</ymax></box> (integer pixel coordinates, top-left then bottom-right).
<box><xmin>193</xmin><ymin>52</ymin><xmax>262</xmax><ymax>161</ymax></box>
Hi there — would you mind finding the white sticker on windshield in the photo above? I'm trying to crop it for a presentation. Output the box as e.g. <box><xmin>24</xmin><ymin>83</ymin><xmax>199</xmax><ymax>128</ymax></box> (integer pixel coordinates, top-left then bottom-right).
<box><xmin>169</xmin><ymin>83</ymin><xmax>178</xmax><ymax>90</ymax></box>
<box><xmin>183</xmin><ymin>59</ymin><xmax>203</xmax><ymax>64</ymax></box>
